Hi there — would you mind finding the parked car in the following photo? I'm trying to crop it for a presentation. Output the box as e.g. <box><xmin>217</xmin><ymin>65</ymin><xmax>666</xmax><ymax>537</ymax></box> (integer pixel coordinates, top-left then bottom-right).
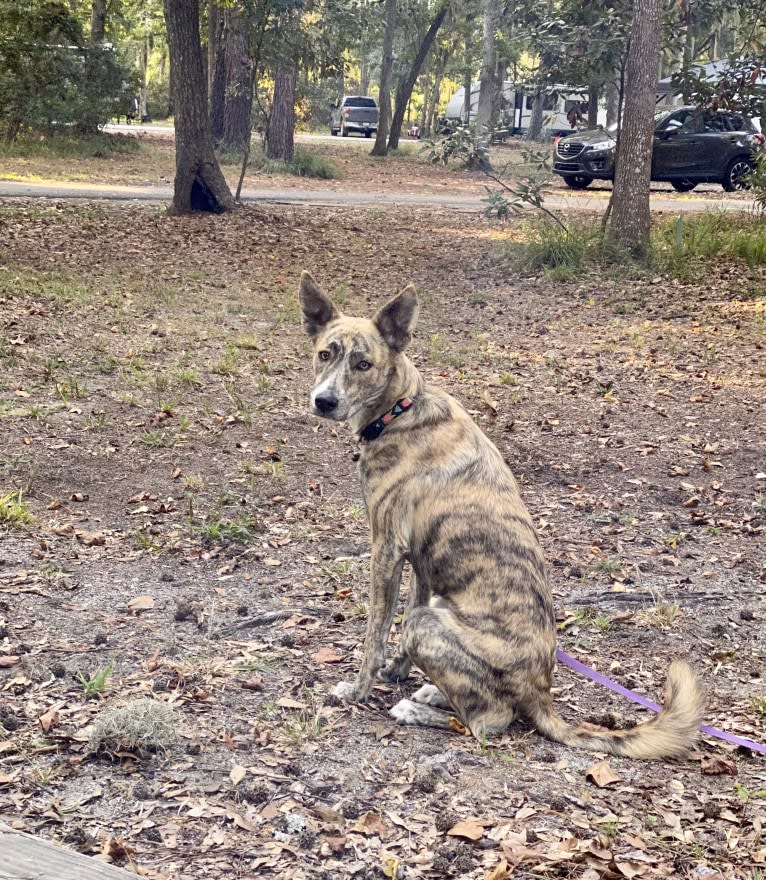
<box><xmin>552</xmin><ymin>106</ymin><xmax>765</xmax><ymax>192</ymax></box>
<box><xmin>330</xmin><ymin>96</ymin><xmax>378</xmax><ymax>138</ymax></box>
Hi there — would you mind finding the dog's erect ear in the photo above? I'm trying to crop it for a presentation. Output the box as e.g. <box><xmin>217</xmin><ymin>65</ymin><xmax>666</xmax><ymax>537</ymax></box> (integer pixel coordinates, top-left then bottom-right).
<box><xmin>374</xmin><ymin>285</ymin><xmax>419</xmax><ymax>353</ymax></box>
<box><xmin>299</xmin><ymin>271</ymin><xmax>339</xmax><ymax>339</ymax></box>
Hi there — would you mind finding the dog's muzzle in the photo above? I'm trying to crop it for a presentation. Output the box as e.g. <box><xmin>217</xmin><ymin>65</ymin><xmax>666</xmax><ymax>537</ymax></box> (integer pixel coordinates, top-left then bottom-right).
<box><xmin>312</xmin><ymin>391</ymin><xmax>339</xmax><ymax>416</ymax></box>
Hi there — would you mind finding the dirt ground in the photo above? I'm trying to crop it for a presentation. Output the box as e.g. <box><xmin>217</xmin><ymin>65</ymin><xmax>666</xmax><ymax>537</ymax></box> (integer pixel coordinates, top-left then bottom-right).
<box><xmin>0</xmin><ymin>143</ymin><xmax>765</xmax><ymax>880</ymax></box>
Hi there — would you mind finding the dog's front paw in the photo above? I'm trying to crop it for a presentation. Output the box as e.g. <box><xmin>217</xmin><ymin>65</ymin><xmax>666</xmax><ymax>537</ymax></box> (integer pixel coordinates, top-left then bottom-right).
<box><xmin>332</xmin><ymin>680</ymin><xmax>367</xmax><ymax>702</ymax></box>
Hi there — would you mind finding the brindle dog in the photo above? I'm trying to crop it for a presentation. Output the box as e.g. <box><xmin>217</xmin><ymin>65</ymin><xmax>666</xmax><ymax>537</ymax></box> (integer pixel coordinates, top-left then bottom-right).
<box><xmin>299</xmin><ymin>271</ymin><xmax>704</xmax><ymax>758</ymax></box>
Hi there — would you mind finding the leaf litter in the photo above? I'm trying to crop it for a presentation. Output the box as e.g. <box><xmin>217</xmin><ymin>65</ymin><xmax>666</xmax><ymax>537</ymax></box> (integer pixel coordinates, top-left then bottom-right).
<box><xmin>0</xmin><ymin>193</ymin><xmax>764</xmax><ymax>879</ymax></box>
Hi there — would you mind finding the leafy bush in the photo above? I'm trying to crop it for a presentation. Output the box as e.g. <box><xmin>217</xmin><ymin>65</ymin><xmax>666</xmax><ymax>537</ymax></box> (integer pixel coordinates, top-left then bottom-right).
<box><xmin>0</xmin><ymin>0</ymin><xmax>129</xmax><ymax>141</ymax></box>
<box><xmin>423</xmin><ymin>126</ymin><xmax>491</xmax><ymax>171</ymax></box>
<box><xmin>0</xmin><ymin>132</ymin><xmax>140</xmax><ymax>159</ymax></box>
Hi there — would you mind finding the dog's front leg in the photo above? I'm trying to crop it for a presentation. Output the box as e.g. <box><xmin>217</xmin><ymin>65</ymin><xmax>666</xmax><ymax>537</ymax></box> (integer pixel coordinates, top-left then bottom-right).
<box><xmin>333</xmin><ymin>549</ymin><xmax>404</xmax><ymax>702</ymax></box>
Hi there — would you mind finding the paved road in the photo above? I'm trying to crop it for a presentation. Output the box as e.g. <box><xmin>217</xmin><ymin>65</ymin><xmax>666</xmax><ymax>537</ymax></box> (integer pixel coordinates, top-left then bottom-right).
<box><xmin>0</xmin><ymin>178</ymin><xmax>755</xmax><ymax>214</ymax></box>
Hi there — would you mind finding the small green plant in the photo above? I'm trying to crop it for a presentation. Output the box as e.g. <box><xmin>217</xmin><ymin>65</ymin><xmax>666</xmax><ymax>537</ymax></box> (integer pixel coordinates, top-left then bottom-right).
<box><xmin>750</xmin><ymin>696</ymin><xmax>766</xmax><ymax>717</ymax></box>
<box><xmin>140</xmin><ymin>430</ymin><xmax>172</xmax><ymax>448</ymax></box>
<box><xmin>0</xmin><ymin>490</ymin><xmax>33</xmax><ymax>527</ymax></box>
<box><xmin>76</xmin><ymin>661</ymin><xmax>114</xmax><ymax>698</ymax></box>
<box><xmin>213</xmin><ymin>343</ymin><xmax>241</xmax><ymax>376</ymax></box>
<box><xmin>640</xmin><ymin>601</ymin><xmax>682</xmax><ymax>629</ymax></box>
<box><xmin>424</xmin><ymin>126</ymin><xmax>490</xmax><ymax>170</ymax></box>
<box><xmin>253</xmin><ymin>147</ymin><xmax>341</xmax><ymax>179</ymax></box>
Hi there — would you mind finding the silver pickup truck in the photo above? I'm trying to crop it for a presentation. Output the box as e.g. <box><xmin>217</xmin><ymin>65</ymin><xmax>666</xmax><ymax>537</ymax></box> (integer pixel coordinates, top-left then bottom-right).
<box><xmin>330</xmin><ymin>96</ymin><xmax>378</xmax><ymax>138</ymax></box>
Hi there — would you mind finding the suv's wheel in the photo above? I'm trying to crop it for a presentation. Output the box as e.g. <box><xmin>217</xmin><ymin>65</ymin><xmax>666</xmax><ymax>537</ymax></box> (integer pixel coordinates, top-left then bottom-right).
<box><xmin>562</xmin><ymin>174</ymin><xmax>593</xmax><ymax>189</ymax></box>
<box><xmin>341</xmin><ymin>124</ymin><xmax>349</xmax><ymax>137</ymax></box>
<box><xmin>671</xmin><ymin>179</ymin><xmax>697</xmax><ymax>192</ymax></box>
<box><xmin>722</xmin><ymin>156</ymin><xmax>754</xmax><ymax>192</ymax></box>
<box><xmin>330</xmin><ymin>126</ymin><xmax>338</xmax><ymax>136</ymax></box>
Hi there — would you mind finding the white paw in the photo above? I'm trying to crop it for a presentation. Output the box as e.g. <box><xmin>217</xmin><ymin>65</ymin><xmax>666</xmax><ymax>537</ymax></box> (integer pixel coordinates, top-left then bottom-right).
<box><xmin>332</xmin><ymin>681</ymin><xmax>358</xmax><ymax>701</ymax></box>
<box><xmin>390</xmin><ymin>699</ymin><xmax>420</xmax><ymax>725</ymax></box>
<box><xmin>411</xmin><ymin>684</ymin><xmax>447</xmax><ymax>706</ymax></box>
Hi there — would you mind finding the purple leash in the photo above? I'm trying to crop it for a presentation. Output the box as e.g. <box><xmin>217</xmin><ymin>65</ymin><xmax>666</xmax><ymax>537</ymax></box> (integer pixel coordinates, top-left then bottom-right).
<box><xmin>556</xmin><ymin>648</ymin><xmax>766</xmax><ymax>756</ymax></box>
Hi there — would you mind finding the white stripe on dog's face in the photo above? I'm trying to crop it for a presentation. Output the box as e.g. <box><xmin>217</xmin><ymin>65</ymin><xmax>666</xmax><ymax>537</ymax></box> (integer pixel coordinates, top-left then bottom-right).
<box><xmin>309</xmin><ymin>319</ymin><xmax>394</xmax><ymax>428</ymax></box>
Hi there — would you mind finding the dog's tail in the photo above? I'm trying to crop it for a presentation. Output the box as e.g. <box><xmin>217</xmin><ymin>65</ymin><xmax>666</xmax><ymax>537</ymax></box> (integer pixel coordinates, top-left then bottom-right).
<box><xmin>525</xmin><ymin>660</ymin><xmax>704</xmax><ymax>759</ymax></box>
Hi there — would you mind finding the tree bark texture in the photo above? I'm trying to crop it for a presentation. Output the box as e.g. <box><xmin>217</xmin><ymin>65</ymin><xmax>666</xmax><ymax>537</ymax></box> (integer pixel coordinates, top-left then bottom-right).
<box><xmin>525</xmin><ymin>90</ymin><xmax>544</xmax><ymax>140</ymax></box>
<box><xmin>267</xmin><ymin>62</ymin><xmax>297</xmax><ymax>161</ymax></box>
<box><xmin>209</xmin><ymin>11</ymin><xmax>226</xmax><ymax>143</ymax></box>
<box><xmin>609</xmin><ymin>0</ymin><xmax>663</xmax><ymax>252</ymax></box>
<box><xmin>90</xmin><ymin>0</ymin><xmax>107</xmax><ymax>44</ymax></box>
<box><xmin>476</xmin><ymin>0</ymin><xmax>501</xmax><ymax>132</ymax></box>
<box><xmin>387</xmin><ymin>0</ymin><xmax>449</xmax><ymax>150</ymax></box>
<box><xmin>207</xmin><ymin>1</ymin><xmax>220</xmax><ymax>101</ymax></box>
<box><xmin>162</xmin><ymin>0</ymin><xmax>235</xmax><ymax>214</ymax></box>
<box><xmin>222</xmin><ymin>8</ymin><xmax>253</xmax><ymax>152</ymax></box>
<box><xmin>371</xmin><ymin>0</ymin><xmax>397</xmax><ymax>156</ymax></box>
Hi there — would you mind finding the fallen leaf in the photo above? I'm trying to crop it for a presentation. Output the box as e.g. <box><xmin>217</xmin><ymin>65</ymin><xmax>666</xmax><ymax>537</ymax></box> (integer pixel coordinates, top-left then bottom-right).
<box><xmin>447</xmin><ymin>819</ymin><xmax>485</xmax><ymax>841</ymax></box>
<box><xmin>381</xmin><ymin>855</ymin><xmax>401</xmax><ymax>878</ymax></box>
<box><xmin>0</xmin><ymin>656</ymin><xmax>21</xmax><ymax>668</ymax></box>
<box><xmin>700</xmin><ymin>755</ymin><xmax>738</xmax><ymax>776</ymax></box>
<box><xmin>586</xmin><ymin>759</ymin><xmax>622</xmax><ymax>787</ymax></box>
<box><xmin>312</xmin><ymin>646</ymin><xmax>343</xmax><ymax>664</ymax></box>
<box><xmin>486</xmin><ymin>858</ymin><xmax>512</xmax><ymax>880</ymax></box>
<box><xmin>38</xmin><ymin>707</ymin><xmax>59</xmax><ymax>733</ymax></box>
<box><xmin>353</xmin><ymin>811</ymin><xmax>388</xmax><ymax>837</ymax></box>
<box><xmin>229</xmin><ymin>764</ymin><xmax>247</xmax><ymax>786</ymax></box>
<box><xmin>76</xmin><ymin>530</ymin><xmax>106</xmax><ymax>546</ymax></box>
<box><xmin>276</xmin><ymin>697</ymin><xmax>308</xmax><ymax>710</ymax></box>
<box><xmin>127</xmin><ymin>595</ymin><xmax>156</xmax><ymax>613</ymax></box>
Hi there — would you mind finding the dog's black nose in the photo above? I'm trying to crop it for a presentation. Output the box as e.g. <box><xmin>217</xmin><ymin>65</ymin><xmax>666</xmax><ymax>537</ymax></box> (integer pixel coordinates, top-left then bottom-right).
<box><xmin>314</xmin><ymin>393</ymin><xmax>338</xmax><ymax>414</ymax></box>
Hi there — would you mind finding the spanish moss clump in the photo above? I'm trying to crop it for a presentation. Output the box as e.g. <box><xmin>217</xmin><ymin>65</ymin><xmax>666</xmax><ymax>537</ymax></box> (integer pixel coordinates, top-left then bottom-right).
<box><xmin>86</xmin><ymin>699</ymin><xmax>178</xmax><ymax>756</ymax></box>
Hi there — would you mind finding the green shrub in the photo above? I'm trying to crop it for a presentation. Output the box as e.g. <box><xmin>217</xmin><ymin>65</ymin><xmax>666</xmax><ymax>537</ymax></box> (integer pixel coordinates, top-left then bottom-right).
<box><xmin>0</xmin><ymin>132</ymin><xmax>140</xmax><ymax>159</ymax></box>
<box><xmin>251</xmin><ymin>147</ymin><xmax>341</xmax><ymax>180</ymax></box>
<box><xmin>500</xmin><ymin>218</ymin><xmax>632</xmax><ymax>277</ymax></box>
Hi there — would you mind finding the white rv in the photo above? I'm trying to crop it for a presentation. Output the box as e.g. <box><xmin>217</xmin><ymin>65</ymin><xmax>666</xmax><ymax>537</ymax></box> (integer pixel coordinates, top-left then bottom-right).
<box><xmin>442</xmin><ymin>81</ymin><xmax>606</xmax><ymax>136</ymax></box>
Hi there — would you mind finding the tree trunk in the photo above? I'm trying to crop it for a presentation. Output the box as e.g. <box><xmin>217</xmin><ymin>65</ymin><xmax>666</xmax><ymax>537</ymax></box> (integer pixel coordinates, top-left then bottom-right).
<box><xmin>608</xmin><ymin>0</ymin><xmax>663</xmax><ymax>253</ymax></box>
<box><xmin>267</xmin><ymin>62</ymin><xmax>297</xmax><ymax>161</ymax></box>
<box><xmin>476</xmin><ymin>0</ymin><xmax>501</xmax><ymax>132</ymax></box>
<box><xmin>162</xmin><ymin>0</ymin><xmax>235</xmax><ymax>215</ymax></box>
<box><xmin>208</xmin><ymin>1</ymin><xmax>220</xmax><ymax>101</ymax></box>
<box><xmin>525</xmin><ymin>90</ymin><xmax>545</xmax><ymax>140</ymax></box>
<box><xmin>90</xmin><ymin>0</ymin><xmax>107</xmax><ymax>44</ymax></box>
<box><xmin>371</xmin><ymin>0</ymin><xmax>397</xmax><ymax>156</ymax></box>
<box><xmin>209</xmin><ymin>12</ymin><xmax>226</xmax><ymax>143</ymax></box>
<box><xmin>605</xmin><ymin>67</ymin><xmax>620</xmax><ymax>127</ymax></box>
<box><xmin>360</xmin><ymin>33</ymin><xmax>370</xmax><ymax>95</ymax></box>
<box><xmin>387</xmin><ymin>0</ymin><xmax>449</xmax><ymax>151</ymax></box>
<box><xmin>222</xmin><ymin>8</ymin><xmax>253</xmax><ymax>152</ymax></box>
<box><xmin>587</xmin><ymin>80</ymin><xmax>599</xmax><ymax>129</ymax></box>
<box><xmin>462</xmin><ymin>68</ymin><xmax>472</xmax><ymax>124</ymax></box>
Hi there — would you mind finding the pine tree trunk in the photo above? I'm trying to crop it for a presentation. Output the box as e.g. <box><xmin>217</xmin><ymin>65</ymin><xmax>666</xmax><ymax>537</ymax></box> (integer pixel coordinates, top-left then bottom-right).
<box><xmin>371</xmin><ymin>0</ymin><xmax>397</xmax><ymax>156</ymax></box>
<box><xmin>222</xmin><ymin>8</ymin><xmax>253</xmax><ymax>153</ymax></box>
<box><xmin>267</xmin><ymin>62</ymin><xmax>297</xmax><ymax>161</ymax></box>
<box><xmin>162</xmin><ymin>0</ymin><xmax>235</xmax><ymax>214</ymax></box>
<box><xmin>609</xmin><ymin>0</ymin><xmax>663</xmax><ymax>253</ymax></box>
<box><xmin>476</xmin><ymin>0</ymin><xmax>501</xmax><ymax>132</ymax></box>
<box><xmin>387</xmin><ymin>0</ymin><xmax>449</xmax><ymax>151</ymax></box>
<box><xmin>90</xmin><ymin>0</ymin><xmax>107</xmax><ymax>44</ymax></box>
<box><xmin>209</xmin><ymin>13</ymin><xmax>226</xmax><ymax>143</ymax></box>
<box><xmin>207</xmin><ymin>1</ymin><xmax>220</xmax><ymax>101</ymax></box>
<box><xmin>525</xmin><ymin>91</ymin><xmax>544</xmax><ymax>140</ymax></box>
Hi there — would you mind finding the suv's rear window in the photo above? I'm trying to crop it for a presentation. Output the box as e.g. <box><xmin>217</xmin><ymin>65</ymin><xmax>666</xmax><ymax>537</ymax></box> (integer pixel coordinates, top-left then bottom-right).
<box><xmin>344</xmin><ymin>97</ymin><xmax>377</xmax><ymax>107</ymax></box>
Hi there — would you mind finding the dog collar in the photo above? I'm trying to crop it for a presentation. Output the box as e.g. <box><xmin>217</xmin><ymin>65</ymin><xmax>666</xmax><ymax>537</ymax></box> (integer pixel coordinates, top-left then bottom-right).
<box><xmin>359</xmin><ymin>397</ymin><xmax>414</xmax><ymax>443</ymax></box>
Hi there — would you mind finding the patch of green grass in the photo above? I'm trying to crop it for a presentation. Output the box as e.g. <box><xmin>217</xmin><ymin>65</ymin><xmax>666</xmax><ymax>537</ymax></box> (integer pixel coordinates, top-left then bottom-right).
<box><xmin>253</xmin><ymin>147</ymin><xmax>341</xmax><ymax>180</ymax></box>
<box><xmin>652</xmin><ymin>213</ymin><xmax>766</xmax><ymax>283</ymax></box>
<box><xmin>501</xmin><ymin>219</ymin><xmax>633</xmax><ymax>277</ymax></box>
<box><xmin>0</xmin><ymin>490</ymin><xmax>33</xmax><ymax>527</ymax></box>
<box><xmin>76</xmin><ymin>661</ymin><xmax>114</xmax><ymax>698</ymax></box>
<box><xmin>0</xmin><ymin>132</ymin><xmax>140</xmax><ymax>160</ymax></box>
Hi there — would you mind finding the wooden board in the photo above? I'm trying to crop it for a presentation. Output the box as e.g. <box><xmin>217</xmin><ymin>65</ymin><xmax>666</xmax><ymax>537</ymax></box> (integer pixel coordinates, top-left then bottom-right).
<box><xmin>0</xmin><ymin>823</ymin><xmax>136</xmax><ymax>880</ymax></box>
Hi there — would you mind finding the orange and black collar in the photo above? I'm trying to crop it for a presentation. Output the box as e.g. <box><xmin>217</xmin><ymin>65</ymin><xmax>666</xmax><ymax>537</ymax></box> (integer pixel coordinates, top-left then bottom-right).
<box><xmin>359</xmin><ymin>397</ymin><xmax>414</xmax><ymax>443</ymax></box>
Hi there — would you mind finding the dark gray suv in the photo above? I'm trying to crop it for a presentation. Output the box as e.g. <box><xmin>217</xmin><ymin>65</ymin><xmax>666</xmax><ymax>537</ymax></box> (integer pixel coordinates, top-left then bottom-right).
<box><xmin>552</xmin><ymin>107</ymin><xmax>764</xmax><ymax>192</ymax></box>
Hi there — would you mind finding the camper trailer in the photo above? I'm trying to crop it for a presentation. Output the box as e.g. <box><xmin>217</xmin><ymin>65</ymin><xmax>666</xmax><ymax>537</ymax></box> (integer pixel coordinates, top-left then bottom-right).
<box><xmin>443</xmin><ymin>82</ymin><xmax>606</xmax><ymax>137</ymax></box>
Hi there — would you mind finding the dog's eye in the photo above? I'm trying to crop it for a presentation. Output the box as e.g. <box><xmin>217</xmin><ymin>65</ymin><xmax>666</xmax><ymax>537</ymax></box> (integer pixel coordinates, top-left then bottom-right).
<box><xmin>356</xmin><ymin>360</ymin><xmax>372</xmax><ymax>371</ymax></box>
<box><xmin>318</xmin><ymin>350</ymin><xmax>331</xmax><ymax>362</ymax></box>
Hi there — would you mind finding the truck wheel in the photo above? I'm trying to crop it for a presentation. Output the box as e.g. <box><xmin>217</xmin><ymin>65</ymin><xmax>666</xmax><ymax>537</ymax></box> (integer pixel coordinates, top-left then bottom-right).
<box><xmin>364</xmin><ymin>130</ymin><xmax>372</xmax><ymax>138</ymax></box>
<box><xmin>671</xmin><ymin>179</ymin><xmax>697</xmax><ymax>192</ymax></box>
<box><xmin>330</xmin><ymin>126</ymin><xmax>337</xmax><ymax>136</ymax></box>
<box><xmin>341</xmin><ymin>124</ymin><xmax>349</xmax><ymax>137</ymax></box>
<box><xmin>562</xmin><ymin>174</ymin><xmax>593</xmax><ymax>190</ymax></box>
<box><xmin>722</xmin><ymin>157</ymin><xmax>753</xmax><ymax>192</ymax></box>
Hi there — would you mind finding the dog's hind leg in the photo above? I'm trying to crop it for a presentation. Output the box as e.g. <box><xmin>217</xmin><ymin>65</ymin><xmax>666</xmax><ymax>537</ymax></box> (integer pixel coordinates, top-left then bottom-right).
<box><xmin>395</xmin><ymin>603</ymin><xmax>516</xmax><ymax>739</ymax></box>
